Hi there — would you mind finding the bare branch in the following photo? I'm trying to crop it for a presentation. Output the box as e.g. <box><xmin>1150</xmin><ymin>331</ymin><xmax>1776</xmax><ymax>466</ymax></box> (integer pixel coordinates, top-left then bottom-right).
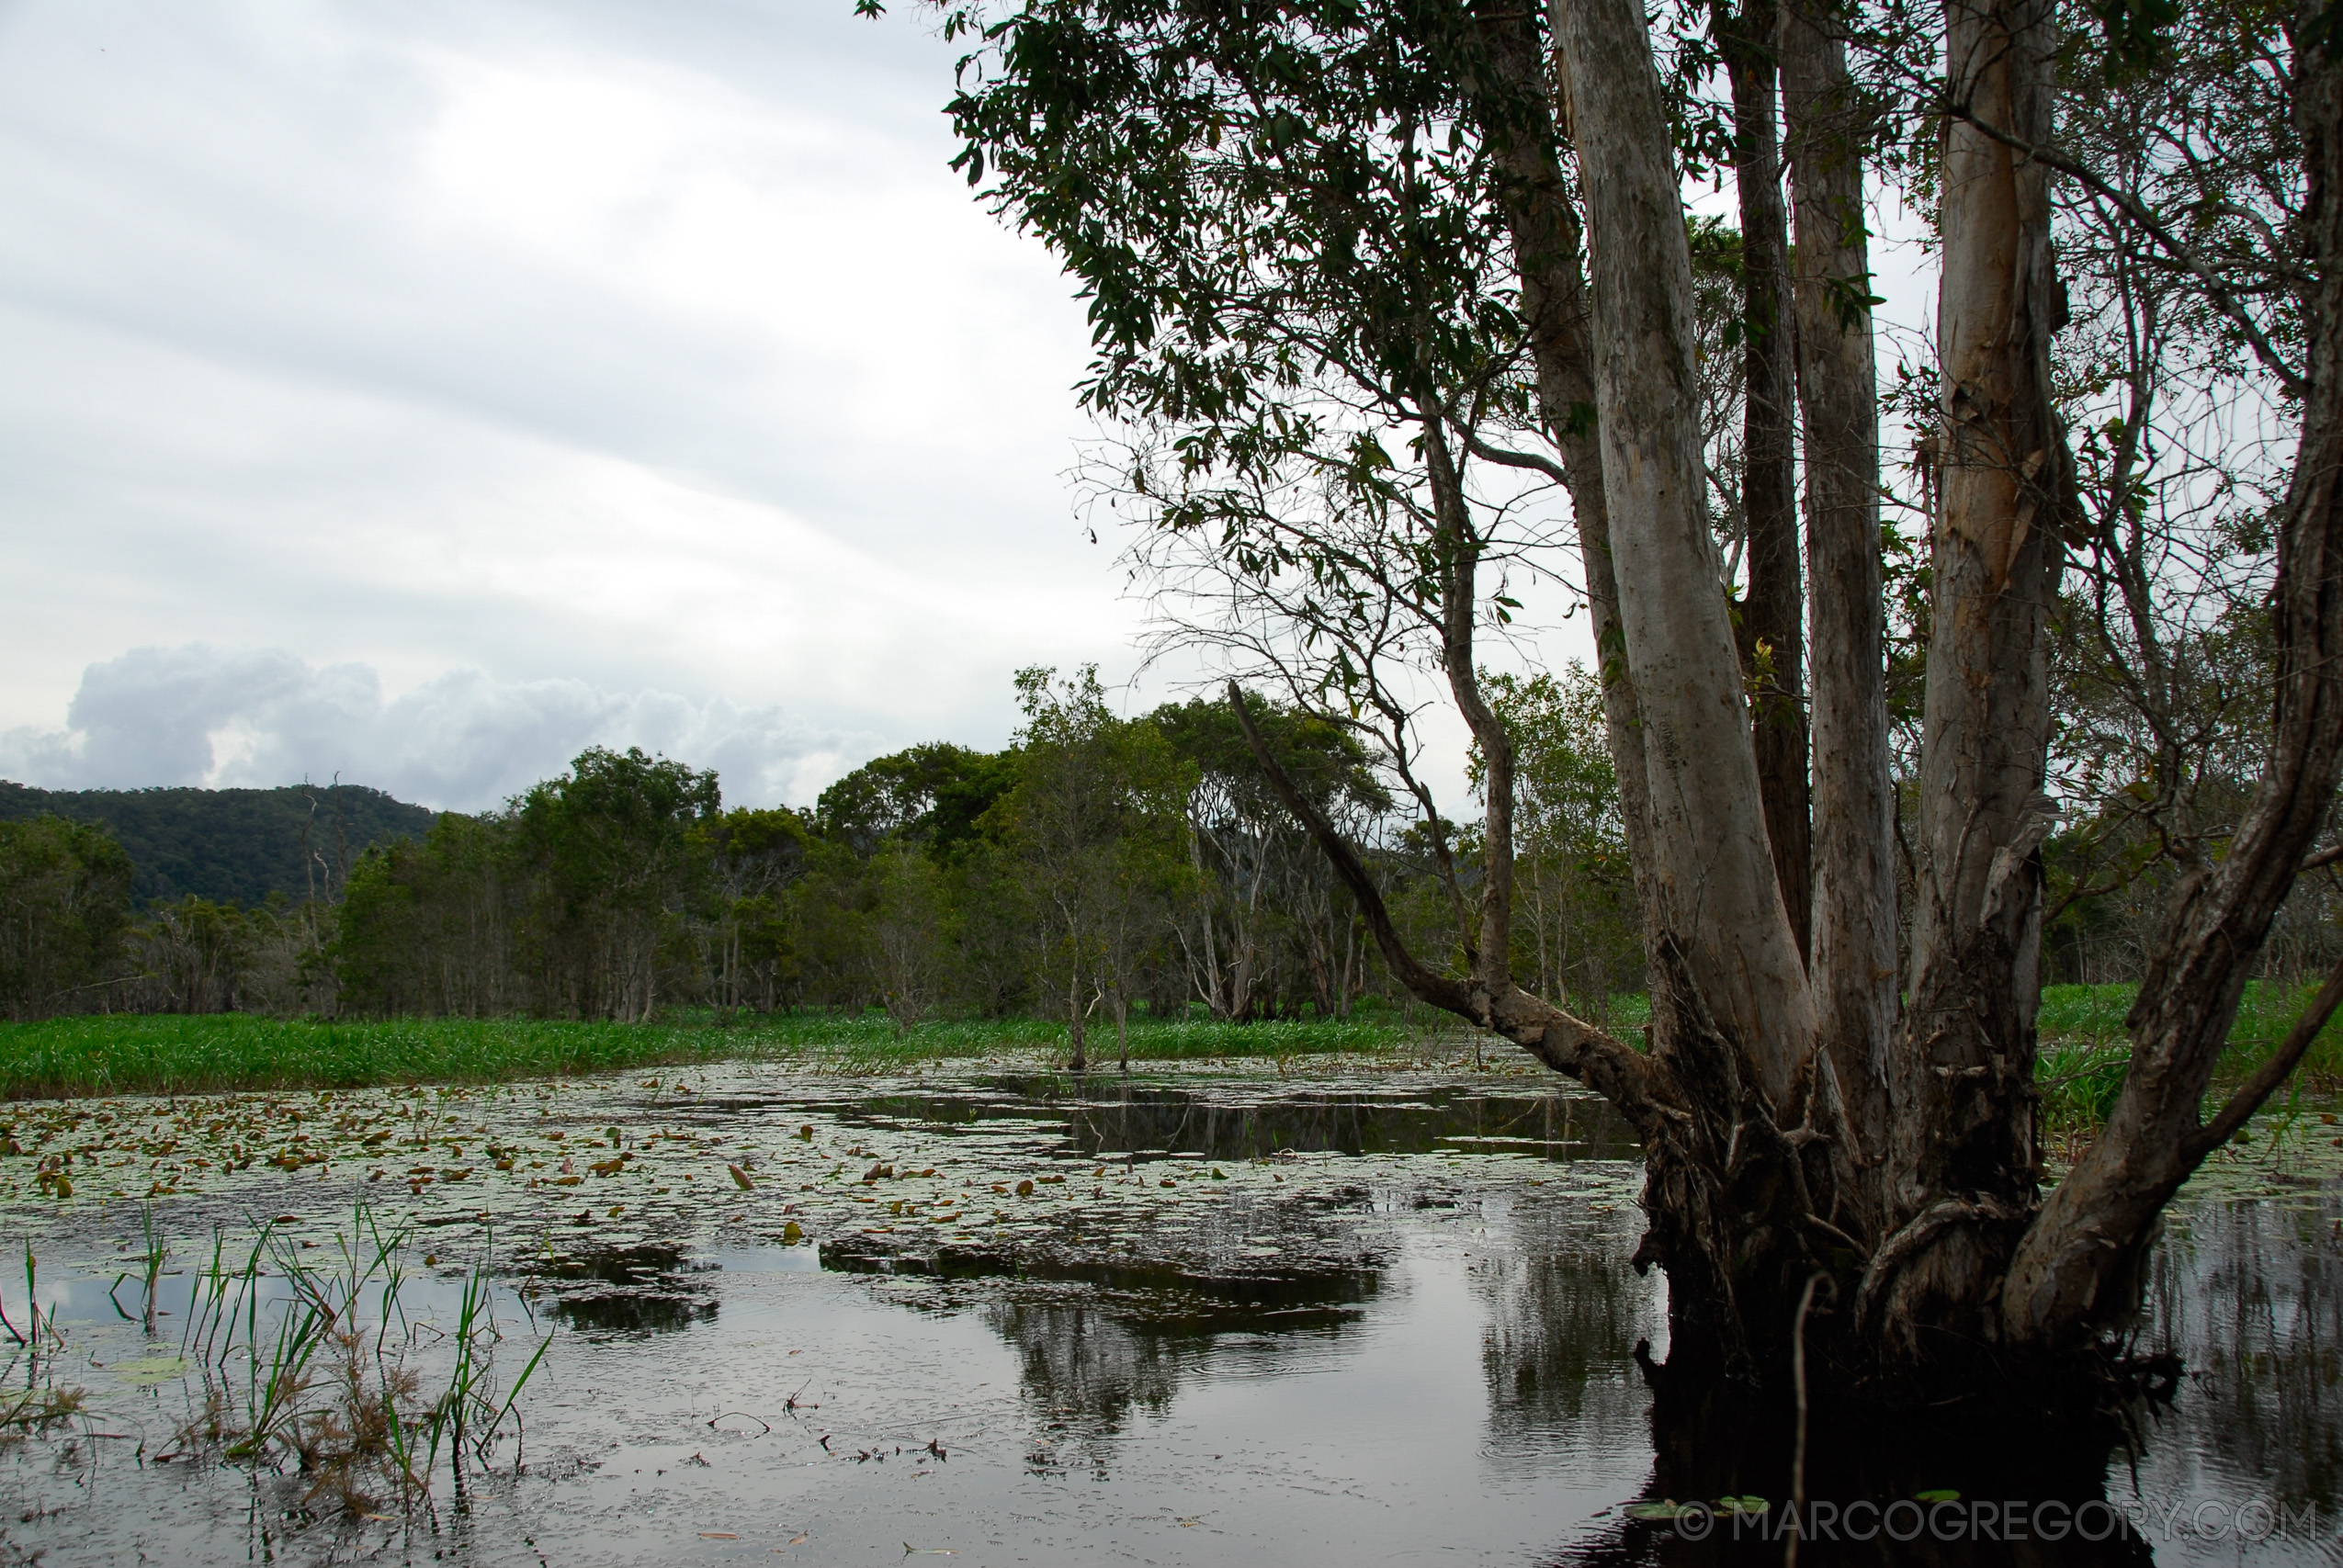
<box><xmin>1939</xmin><ymin>97</ymin><xmax>2307</xmax><ymax>398</ymax></box>
<box><xmin>1457</xmin><ymin>430</ymin><xmax>1570</xmax><ymax>485</ymax></box>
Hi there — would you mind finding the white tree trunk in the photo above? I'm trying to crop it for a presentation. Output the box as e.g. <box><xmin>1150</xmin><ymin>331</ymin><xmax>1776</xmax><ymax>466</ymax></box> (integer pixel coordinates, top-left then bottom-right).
<box><xmin>1782</xmin><ymin>0</ymin><xmax>1897</xmax><ymax>1168</ymax></box>
<box><xmin>1554</xmin><ymin>0</ymin><xmax>1815</xmax><ymax>1103</ymax></box>
<box><xmin>1891</xmin><ymin>0</ymin><xmax>2065</xmax><ymax>1247</ymax></box>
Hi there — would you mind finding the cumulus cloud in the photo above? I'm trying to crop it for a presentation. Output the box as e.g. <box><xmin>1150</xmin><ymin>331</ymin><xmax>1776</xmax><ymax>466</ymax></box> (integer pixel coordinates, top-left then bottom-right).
<box><xmin>0</xmin><ymin>645</ymin><xmax>867</xmax><ymax>812</ymax></box>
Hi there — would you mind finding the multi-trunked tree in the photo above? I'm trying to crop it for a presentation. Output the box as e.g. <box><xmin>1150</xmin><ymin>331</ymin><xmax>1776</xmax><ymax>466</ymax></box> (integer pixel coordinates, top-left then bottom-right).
<box><xmin>927</xmin><ymin>0</ymin><xmax>2343</xmax><ymax>1399</ymax></box>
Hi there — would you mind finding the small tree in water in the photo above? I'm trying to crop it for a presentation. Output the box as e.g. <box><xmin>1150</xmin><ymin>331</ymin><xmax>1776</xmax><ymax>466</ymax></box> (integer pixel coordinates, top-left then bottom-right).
<box><xmin>1472</xmin><ymin>668</ymin><xmax>1641</xmax><ymax>1027</ymax></box>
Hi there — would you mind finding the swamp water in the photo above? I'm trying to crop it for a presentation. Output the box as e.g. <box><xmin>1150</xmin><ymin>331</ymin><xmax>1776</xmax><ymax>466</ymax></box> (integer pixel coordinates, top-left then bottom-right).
<box><xmin>0</xmin><ymin>1061</ymin><xmax>2335</xmax><ymax>1565</ymax></box>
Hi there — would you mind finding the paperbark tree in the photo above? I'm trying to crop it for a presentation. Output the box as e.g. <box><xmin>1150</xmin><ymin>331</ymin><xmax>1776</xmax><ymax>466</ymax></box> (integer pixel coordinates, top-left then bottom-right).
<box><xmin>1715</xmin><ymin>0</ymin><xmax>1814</xmax><ymax>962</ymax></box>
<box><xmin>925</xmin><ymin>0</ymin><xmax>2343</xmax><ymax>1398</ymax></box>
<box><xmin>1780</xmin><ymin>0</ymin><xmax>1898</xmax><ymax>1198</ymax></box>
<box><xmin>1999</xmin><ymin>0</ymin><xmax>2343</xmax><ymax>1346</ymax></box>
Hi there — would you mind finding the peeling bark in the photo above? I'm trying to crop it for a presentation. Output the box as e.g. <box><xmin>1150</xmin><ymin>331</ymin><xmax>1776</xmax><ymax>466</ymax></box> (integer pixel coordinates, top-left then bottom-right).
<box><xmin>1882</xmin><ymin>0</ymin><xmax>2066</xmax><ymax>1341</ymax></box>
<box><xmin>1781</xmin><ymin>0</ymin><xmax>1896</xmax><ymax>1188</ymax></box>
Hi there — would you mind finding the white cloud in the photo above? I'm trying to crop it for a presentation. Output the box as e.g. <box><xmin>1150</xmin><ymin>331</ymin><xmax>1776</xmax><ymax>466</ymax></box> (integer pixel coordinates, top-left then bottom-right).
<box><xmin>0</xmin><ymin>645</ymin><xmax>866</xmax><ymax>812</ymax></box>
<box><xmin>0</xmin><ymin>0</ymin><xmax>1134</xmax><ymax>756</ymax></box>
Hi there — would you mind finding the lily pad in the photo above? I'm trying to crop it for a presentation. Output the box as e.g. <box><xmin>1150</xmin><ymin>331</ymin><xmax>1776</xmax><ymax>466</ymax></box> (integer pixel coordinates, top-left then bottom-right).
<box><xmin>1626</xmin><ymin>1499</ymin><xmax>1700</xmax><ymax>1520</ymax></box>
<box><xmin>113</xmin><ymin>1355</ymin><xmax>187</xmax><ymax>1387</ymax></box>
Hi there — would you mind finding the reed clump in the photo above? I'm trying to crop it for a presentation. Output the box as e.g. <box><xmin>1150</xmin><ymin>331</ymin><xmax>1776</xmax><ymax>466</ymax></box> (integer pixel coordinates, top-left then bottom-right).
<box><xmin>164</xmin><ymin>1207</ymin><xmax>549</xmax><ymax>1519</ymax></box>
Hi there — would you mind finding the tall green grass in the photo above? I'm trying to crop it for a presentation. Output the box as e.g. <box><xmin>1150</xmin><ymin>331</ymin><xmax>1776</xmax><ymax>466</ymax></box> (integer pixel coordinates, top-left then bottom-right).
<box><xmin>0</xmin><ymin>1008</ymin><xmax>1454</xmax><ymax>1100</ymax></box>
<box><xmin>6</xmin><ymin>981</ymin><xmax>2336</xmax><ymax>1107</ymax></box>
<box><xmin>2033</xmin><ymin>979</ymin><xmax>2343</xmax><ymax>1137</ymax></box>
<box><xmin>2038</xmin><ymin>980</ymin><xmax>2343</xmax><ymax>1066</ymax></box>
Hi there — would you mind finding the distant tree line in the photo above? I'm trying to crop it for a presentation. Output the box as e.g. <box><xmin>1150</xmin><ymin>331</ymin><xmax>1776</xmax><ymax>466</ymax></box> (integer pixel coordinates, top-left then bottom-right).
<box><xmin>0</xmin><ymin>669</ymin><xmax>1645</xmax><ymax>1043</ymax></box>
<box><xmin>326</xmin><ymin>667</ymin><xmax>1643</xmax><ymax>1062</ymax></box>
<box><xmin>6</xmin><ymin>649</ymin><xmax>2340</xmax><ymax>1033</ymax></box>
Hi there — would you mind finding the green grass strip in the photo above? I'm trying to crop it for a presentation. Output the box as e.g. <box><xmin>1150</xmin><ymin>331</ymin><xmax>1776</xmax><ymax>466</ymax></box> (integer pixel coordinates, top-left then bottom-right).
<box><xmin>7</xmin><ymin>980</ymin><xmax>2338</xmax><ymax>1105</ymax></box>
<box><xmin>0</xmin><ymin>1010</ymin><xmax>1453</xmax><ymax>1100</ymax></box>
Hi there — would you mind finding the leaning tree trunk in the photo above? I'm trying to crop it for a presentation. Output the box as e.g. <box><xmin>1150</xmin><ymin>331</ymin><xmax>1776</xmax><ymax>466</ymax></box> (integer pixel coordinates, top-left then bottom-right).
<box><xmin>1781</xmin><ymin>0</ymin><xmax>1896</xmax><ymax>1211</ymax></box>
<box><xmin>1999</xmin><ymin>6</ymin><xmax>2343</xmax><ymax>1348</ymax></box>
<box><xmin>1861</xmin><ymin>0</ymin><xmax>2067</xmax><ymax>1359</ymax></box>
<box><xmin>1467</xmin><ymin>0</ymin><xmax>1664</xmax><ymax>940</ymax></box>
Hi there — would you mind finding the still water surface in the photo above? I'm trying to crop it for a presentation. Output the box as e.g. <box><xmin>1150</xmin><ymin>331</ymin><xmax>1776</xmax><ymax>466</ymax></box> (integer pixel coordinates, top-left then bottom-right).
<box><xmin>6</xmin><ymin>1066</ymin><xmax>2337</xmax><ymax>1565</ymax></box>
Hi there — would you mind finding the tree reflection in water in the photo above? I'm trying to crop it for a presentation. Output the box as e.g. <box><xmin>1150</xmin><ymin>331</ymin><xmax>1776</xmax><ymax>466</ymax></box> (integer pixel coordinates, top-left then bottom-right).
<box><xmin>810</xmin><ymin>1076</ymin><xmax>2343</xmax><ymax>1565</ymax></box>
<box><xmin>831</xmin><ymin>1076</ymin><xmax>1644</xmax><ymax>1166</ymax></box>
<box><xmin>977</xmin><ymin>1267</ymin><xmax>1381</xmax><ymax>1473</ymax></box>
<box><xmin>1056</xmin><ymin>1077</ymin><xmax>1643</xmax><ymax>1164</ymax></box>
<box><xmin>985</xmin><ymin>1295</ymin><xmax>1210</xmax><ymax>1474</ymax></box>
<box><xmin>1475</xmin><ymin>1202</ymin><xmax>1661</xmax><ymax>1462</ymax></box>
<box><xmin>2134</xmin><ymin>1189</ymin><xmax>2343</xmax><ymax>1529</ymax></box>
<box><xmin>1549</xmin><ymin>1188</ymin><xmax>2343</xmax><ymax>1565</ymax></box>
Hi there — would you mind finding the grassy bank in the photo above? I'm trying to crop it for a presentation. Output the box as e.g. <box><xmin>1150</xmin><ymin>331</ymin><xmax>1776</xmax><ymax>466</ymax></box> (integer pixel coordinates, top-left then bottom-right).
<box><xmin>5</xmin><ymin>979</ymin><xmax>2337</xmax><ymax>1105</ymax></box>
<box><xmin>2030</xmin><ymin>980</ymin><xmax>2343</xmax><ymax>1138</ymax></box>
<box><xmin>0</xmin><ymin>1009</ymin><xmax>1459</xmax><ymax>1100</ymax></box>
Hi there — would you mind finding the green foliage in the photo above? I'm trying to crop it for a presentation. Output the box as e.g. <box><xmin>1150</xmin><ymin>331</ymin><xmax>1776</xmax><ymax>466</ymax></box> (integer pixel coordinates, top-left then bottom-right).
<box><xmin>697</xmin><ymin>807</ymin><xmax>815</xmax><ymax>1011</ymax></box>
<box><xmin>513</xmin><ymin>747</ymin><xmax>722</xmax><ymax>1021</ymax></box>
<box><xmin>311</xmin><ymin>684</ymin><xmax>1412</xmax><ymax>1037</ymax></box>
<box><xmin>870</xmin><ymin>840</ymin><xmax>956</xmax><ymax>1031</ymax></box>
<box><xmin>2043</xmin><ymin>597</ymin><xmax>2287</xmax><ymax>985</ymax></box>
<box><xmin>334</xmin><ymin>750</ymin><xmax>729</xmax><ymax>1021</ymax></box>
<box><xmin>941</xmin><ymin>0</ymin><xmax>1511</xmax><ymax>426</ymax></box>
<box><xmin>1149</xmin><ymin>695</ymin><xmax>1389</xmax><ymax>818</ymax></box>
<box><xmin>1151</xmin><ymin>694</ymin><xmax>1391</xmax><ymax>1022</ymax></box>
<box><xmin>2033</xmin><ymin>980</ymin><xmax>2343</xmax><ymax>1145</ymax></box>
<box><xmin>1472</xmin><ymin>667</ymin><xmax>1643</xmax><ymax>1019</ymax></box>
<box><xmin>129</xmin><ymin>896</ymin><xmax>278</xmax><ymax>1014</ymax></box>
<box><xmin>0</xmin><ymin>660</ymin><xmax>1522</xmax><ymax>1047</ymax></box>
<box><xmin>0</xmin><ymin>781</ymin><xmax>430</xmax><ymax>908</ymax></box>
<box><xmin>0</xmin><ymin>817</ymin><xmax>134</xmax><ymax>1020</ymax></box>
<box><xmin>940</xmin><ymin>0</ymin><xmax>1560</xmax><ymax>753</ymax></box>
<box><xmin>998</xmin><ymin>666</ymin><xmax>1196</xmax><ymax>1064</ymax></box>
<box><xmin>2080</xmin><ymin>0</ymin><xmax>2184</xmax><ymax>76</ymax></box>
<box><xmin>814</xmin><ymin>742</ymin><xmax>1017</xmax><ymax>859</ymax></box>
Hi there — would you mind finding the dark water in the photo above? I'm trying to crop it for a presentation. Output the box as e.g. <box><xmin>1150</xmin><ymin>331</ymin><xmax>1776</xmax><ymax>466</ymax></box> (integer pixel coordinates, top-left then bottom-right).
<box><xmin>6</xmin><ymin>1068</ymin><xmax>2339</xmax><ymax>1565</ymax></box>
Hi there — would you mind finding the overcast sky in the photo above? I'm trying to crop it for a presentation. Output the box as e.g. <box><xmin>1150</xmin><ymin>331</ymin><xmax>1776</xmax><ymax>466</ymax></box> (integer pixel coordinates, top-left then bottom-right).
<box><xmin>0</xmin><ymin>0</ymin><xmax>1936</xmax><ymax>816</ymax></box>
<box><xmin>0</xmin><ymin>0</ymin><xmax>1159</xmax><ymax>809</ymax></box>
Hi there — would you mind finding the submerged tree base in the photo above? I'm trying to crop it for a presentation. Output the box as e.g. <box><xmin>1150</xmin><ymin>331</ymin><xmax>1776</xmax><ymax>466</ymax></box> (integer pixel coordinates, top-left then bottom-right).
<box><xmin>1618</xmin><ymin>1338</ymin><xmax>2179</xmax><ymax>1562</ymax></box>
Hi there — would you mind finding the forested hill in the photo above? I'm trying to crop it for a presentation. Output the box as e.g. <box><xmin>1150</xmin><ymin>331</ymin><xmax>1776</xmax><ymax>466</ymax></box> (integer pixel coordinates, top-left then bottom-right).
<box><xmin>0</xmin><ymin>781</ymin><xmax>438</xmax><ymax>908</ymax></box>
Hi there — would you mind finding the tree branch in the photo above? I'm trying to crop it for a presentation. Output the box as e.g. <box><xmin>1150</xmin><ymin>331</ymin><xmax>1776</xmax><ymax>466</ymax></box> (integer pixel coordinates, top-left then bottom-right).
<box><xmin>1228</xmin><ymin>680</ymin><xmax>1677</xmax><ymax>1137</ymax></box>
<box><xmin>1457</xmin><ymin>428</ymin><xmax>1570</xmax><ymax>485</ymax></box>
<box><xmin>1938</xmin><ymin>96</ymin><xmax>2306</xmax><ymax>398</ymax></box>
<box><xmin>1227</xmin><ymin>681</ymin><xmax>1473</xmax><ymax>1014</ymax></box>
<box><xmin>2185</xmin><ymin>952</ymin><xmax>2343</xmax><ymax>1162</ymax></box>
